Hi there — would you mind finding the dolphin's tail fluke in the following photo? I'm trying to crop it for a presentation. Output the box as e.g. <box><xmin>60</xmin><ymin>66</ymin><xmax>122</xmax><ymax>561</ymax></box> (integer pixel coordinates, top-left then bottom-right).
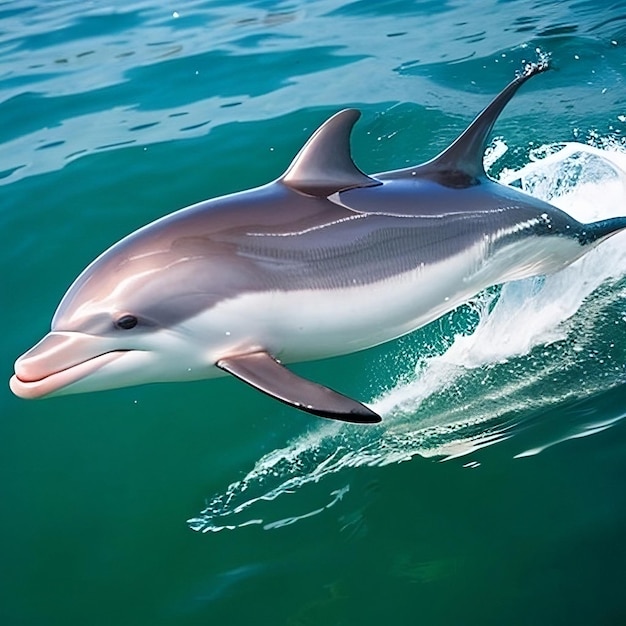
<box><xmin>579</xmin><ymin>216</ymin><xmax>626</xmax><ymax>246</ymax></box>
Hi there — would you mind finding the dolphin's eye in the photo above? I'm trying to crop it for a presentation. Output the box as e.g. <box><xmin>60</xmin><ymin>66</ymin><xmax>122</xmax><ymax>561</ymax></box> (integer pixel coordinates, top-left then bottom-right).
<box><xmin>115</xmin><ymin>314</ymin><xmax>138</xmax><ymax>330</ymax></box>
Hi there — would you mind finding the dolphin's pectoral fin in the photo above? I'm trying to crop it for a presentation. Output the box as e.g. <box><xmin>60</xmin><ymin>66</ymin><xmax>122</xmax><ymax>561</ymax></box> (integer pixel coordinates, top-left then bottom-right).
<box><xmin>281</xmin><ymin>109</ymin><xmax>381</xmax><ymax>197</ymax></box>
<box><xmin>216</xmin><ymin>351</ymin><xmax>381</xmax><ymax>424</ymax></box>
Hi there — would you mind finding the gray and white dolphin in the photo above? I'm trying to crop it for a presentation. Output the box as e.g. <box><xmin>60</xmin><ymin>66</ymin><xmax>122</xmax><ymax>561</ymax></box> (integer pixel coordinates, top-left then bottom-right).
<box><xmin>10</xmin><ymin>62</ymin><xmax>626</xmax><ymax>423</ymax></box>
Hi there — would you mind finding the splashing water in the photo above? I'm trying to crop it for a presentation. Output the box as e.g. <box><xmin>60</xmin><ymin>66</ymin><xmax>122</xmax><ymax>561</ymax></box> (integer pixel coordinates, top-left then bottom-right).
<box><xmin>189</xmin><ymin>140</ymin><xmax>626</xmax><ymax>533</ymax></box>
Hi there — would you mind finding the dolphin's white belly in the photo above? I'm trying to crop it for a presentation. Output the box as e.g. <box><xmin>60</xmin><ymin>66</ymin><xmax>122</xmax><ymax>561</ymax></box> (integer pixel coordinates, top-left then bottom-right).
<box><xmin>185</xmin><ymin>233</ymin><xmax>583</xmax><ymax>367</ymax></box>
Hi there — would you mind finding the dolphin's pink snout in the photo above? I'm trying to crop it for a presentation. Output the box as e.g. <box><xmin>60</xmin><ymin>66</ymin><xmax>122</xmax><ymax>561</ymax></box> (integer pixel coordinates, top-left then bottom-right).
<box><xmin>11</xmin><ymin>332</ymin><xmax>126</xmax><ymax>399</ymax></box>
<box><xmin>14</xmin><ymin>332</ymin><xmax>91</xmax><ymax>383</ymax></box>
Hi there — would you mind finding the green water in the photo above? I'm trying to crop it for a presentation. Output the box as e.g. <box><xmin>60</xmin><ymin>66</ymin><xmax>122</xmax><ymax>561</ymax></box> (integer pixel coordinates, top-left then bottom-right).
<box><xmin>3</xmin><ymin>1</ymin><xmax>626</xmax><ymax>624</ymax></box>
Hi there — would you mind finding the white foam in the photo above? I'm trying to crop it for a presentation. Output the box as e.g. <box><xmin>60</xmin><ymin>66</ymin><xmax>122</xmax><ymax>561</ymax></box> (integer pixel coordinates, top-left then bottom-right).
<box><xmin>373</xmin><ymin>141</ymin><xmax>626</xmax><ymax>420</ymax></box>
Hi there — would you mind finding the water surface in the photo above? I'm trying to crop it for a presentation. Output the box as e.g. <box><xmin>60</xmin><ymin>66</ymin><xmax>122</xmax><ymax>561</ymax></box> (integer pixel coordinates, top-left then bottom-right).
<box><xmin>2</xmin><ymin>1</ymin><xmax>626</xmax><ymax>624</ymax></box>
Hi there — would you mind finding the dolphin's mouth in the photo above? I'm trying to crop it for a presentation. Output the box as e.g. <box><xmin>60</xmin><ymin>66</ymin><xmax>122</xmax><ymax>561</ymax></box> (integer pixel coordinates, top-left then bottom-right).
<box><xmin>10</xmin><ymin>350</ymin><xmax>128</xmax><ymax>399</ymax></box>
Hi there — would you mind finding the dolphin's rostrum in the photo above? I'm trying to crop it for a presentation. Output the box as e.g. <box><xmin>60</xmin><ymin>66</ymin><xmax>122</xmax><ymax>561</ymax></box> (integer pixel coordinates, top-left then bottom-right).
<box><xmin>10</xmin><ymin>62</ymin><xmax>626</xmax><ymax>422</ymax></box>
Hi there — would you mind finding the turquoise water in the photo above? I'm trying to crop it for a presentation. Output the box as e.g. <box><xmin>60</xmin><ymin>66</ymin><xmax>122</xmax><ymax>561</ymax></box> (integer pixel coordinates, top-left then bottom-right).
<box><xmin>3</xmin><ymin>1</ymin><xmax>626</xmax><ymax>624</ymax></box>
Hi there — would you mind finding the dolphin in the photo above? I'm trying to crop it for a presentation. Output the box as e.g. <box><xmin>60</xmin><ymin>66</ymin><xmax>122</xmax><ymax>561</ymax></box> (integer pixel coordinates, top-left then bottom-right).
<box><xmin>10</xmin><ymin>61</ymin><xmax>626</xmax><ymax>423</ymax></box>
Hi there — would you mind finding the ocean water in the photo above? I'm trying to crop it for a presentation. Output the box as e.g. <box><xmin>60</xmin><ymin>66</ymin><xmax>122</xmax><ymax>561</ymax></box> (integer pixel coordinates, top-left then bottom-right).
<box><xmin>2</xmin><ymin>1</ymin><xmax>626</xmax><ymax>624</ymax></box>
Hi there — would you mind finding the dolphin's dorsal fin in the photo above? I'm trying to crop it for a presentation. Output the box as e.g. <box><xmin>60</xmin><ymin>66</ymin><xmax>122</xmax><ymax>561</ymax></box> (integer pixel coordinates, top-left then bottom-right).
<box><xmin>281</xmin><ymin>109</ymin><xmax>380</xmax><ymax>196</ymax></box>
<box><xmin>420</xmin><ymin>60</ymin><xmax>551</xmax><ymax>181</ymax></box>
<box><xmin>216</xmin><ymin>350</ymin><xmax>381</xmax><ymax>423</ymax></box>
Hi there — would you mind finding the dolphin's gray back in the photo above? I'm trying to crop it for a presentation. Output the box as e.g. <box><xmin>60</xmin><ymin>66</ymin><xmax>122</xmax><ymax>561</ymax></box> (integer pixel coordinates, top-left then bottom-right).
<box><xmin>220</xmin><ymin>178</ymin><xmax>581</xmax><ymax>287</ymax></box>
<box><xmin>53</xmin><ymin>176</ymin><xmax>595</xmax><ymax>331</ymax></box>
